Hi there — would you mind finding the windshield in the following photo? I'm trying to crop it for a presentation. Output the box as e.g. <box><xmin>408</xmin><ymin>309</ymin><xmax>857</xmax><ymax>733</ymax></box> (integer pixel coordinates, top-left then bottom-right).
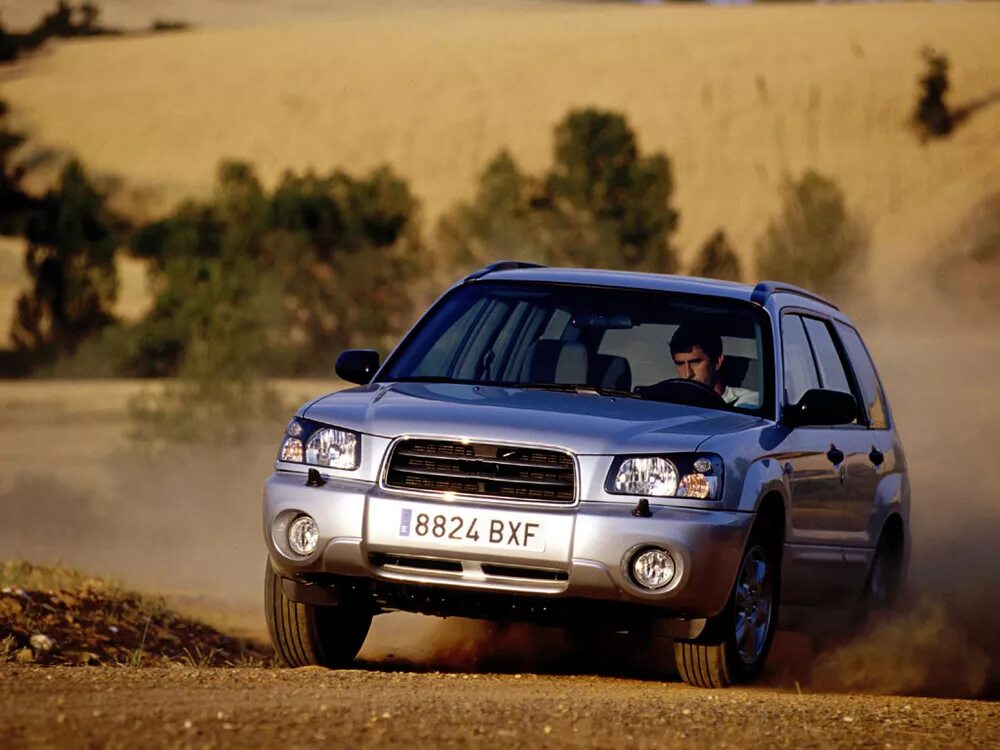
<box><xmin>380</xmin><ymin>281</ymin><xmax>773</xmax><ymax>415</ymax></box>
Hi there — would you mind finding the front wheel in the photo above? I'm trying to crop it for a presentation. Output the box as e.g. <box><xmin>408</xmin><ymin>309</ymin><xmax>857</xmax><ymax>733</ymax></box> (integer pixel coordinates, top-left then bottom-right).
<box><xmin>265</xmin><ymin>560</ymin><xmax>372</xmax><ymax>668</ymax></box>
<box><xmin>674</xmin><ymin>521</ymin><xmax>779</xmax><ymax>688</ymax></box>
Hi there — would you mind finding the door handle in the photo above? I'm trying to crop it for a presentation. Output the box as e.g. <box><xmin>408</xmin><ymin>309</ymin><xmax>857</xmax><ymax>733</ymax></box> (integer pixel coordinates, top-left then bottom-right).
<box><xmin>869</xmin><ymin>447</ymin><xmax>884</xmax><ymax>467</ymax></box>
<box><xmin>826</xmin><ymin>445</ymin><xmax>845</xmax><ymax>465</ymax></box>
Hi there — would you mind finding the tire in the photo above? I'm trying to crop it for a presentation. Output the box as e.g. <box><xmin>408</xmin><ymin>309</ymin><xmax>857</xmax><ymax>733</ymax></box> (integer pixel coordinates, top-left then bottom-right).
<box><xmin>674</xmin><ymin>518</ymin><xmax>780</xmax><ymax>688</ymax></box>
<box><xmin>265</xmin><ymin>560</ymin><xmax>372</xmax><ymax>668</ymax></box>
<box><xmin>858</xmin><ymin>528</ymin><xmax>904</xmax><ymax>624</ymax></box>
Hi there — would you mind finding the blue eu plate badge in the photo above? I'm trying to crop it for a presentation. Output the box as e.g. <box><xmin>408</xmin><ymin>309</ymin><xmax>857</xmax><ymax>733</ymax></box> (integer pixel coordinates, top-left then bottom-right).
<box><xmin>399</xmin><ymin>508</ymin><xmax>412</xmax><ymax>537</ymax></box>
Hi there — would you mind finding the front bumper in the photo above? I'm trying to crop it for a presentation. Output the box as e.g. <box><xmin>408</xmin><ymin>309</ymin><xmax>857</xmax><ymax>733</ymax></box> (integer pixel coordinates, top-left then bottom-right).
<box><xmin>264</xmin><ymin>471</ymin><xmax>754</xmax><ymax>620</ymax></box>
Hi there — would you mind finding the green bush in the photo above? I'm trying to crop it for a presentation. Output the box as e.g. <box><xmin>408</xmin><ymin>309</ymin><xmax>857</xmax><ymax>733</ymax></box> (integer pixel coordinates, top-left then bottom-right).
<box><xmin>690</xmin><ymin>229</ymin><xmax>742</xmax><ymax>282</ymax></box>
<box><xmin>10</xmin><ymin>159</ymin><xmax>120</xmax><ymax>357</ymax></box>
<box><xmin>437</xmin><ymin>108</ymin><xmax>679</xmax><ymax>275</ymax></box>
<box><xmin>754</xmin><ymin>171</ymin><xmax>868</xmax><ymax>295</ymax></box>
<box><xmin>124</xmin><ymin>159</ymin><xmax>425</xmax><ymax>441</ymax></box>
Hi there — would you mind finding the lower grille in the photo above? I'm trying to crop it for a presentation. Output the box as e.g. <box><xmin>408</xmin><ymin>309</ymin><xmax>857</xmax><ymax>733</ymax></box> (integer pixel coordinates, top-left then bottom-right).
<box><xmin>370</xmin><ymin>554</ymin><xmax>462</xmax><ymax>573</ymax></box>
<box><xmin>481</xmin><ymin>564</ymin><xmax>569</xmax><ymax>582</ymax></box>
<box><xmin>384</xmin><ymin>438</ymin><xmax>576</xmax><ymax>504</ymax></box>
<box><xmin>369</xmin><ymin>554</ymin><xmax>568</xmax><ymax>583</ymax></box>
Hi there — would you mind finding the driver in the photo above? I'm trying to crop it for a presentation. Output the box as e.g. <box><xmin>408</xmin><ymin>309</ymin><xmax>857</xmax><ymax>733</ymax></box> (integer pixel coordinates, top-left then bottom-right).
<box><xmin>669</xmin><ymin>324</ymin><xmax>758</xmax><ymax>408</ymax></box>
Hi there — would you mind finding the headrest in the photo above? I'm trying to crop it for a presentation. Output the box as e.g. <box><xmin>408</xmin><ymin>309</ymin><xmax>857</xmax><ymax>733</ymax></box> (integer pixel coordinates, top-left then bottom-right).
<box><xmin>720</xmin><ymin>355</ymin><xmax>755</xmax><ymax>390</ymax></box>
<box><xmin>593</xmin><ymin>354</ymin><xmax>632</xmax><ymax>391</ymax></box>
<box><xmin>524</xmin><ymin>340</ymin><xmax>589</xmax><ymax>384</ymax></box>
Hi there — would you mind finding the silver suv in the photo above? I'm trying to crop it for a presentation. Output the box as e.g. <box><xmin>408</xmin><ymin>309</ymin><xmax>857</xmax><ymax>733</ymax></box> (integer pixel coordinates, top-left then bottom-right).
<box><xmin>263</xmin><ymin>263</ymin><xmax>909</xmax><ymax>687</ymax></box>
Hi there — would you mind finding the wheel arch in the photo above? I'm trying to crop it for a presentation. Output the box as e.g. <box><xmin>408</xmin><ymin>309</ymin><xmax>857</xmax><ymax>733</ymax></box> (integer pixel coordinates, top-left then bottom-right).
<box><xmin>754</xmin><ymin>491</ymin><xmax>787</xmax><ymax>540</ymax></box>
<box><xmin>879</xmin><ymin>512</ymin><xmax>905</xmax><ymax>553</ymax></box>
<box><xmin>875</xmin><ymin>511</ymin><xmax>909</xmax><ymax>586</ymax></box>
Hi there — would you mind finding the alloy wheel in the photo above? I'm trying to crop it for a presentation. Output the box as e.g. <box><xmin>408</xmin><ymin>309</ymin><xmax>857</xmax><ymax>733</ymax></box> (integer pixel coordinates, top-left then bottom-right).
<box><xmin>733</xmin><ymin>545</ymin><xmax>773</xmax><ymax>666</ymax></box>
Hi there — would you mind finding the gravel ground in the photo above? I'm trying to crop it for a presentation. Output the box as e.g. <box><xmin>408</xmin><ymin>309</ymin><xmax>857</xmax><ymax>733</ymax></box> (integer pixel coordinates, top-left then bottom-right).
<box><xmin>2</xmin><ymin>666</ymin><xmax>998</xmax><ymax>749</ymax></box>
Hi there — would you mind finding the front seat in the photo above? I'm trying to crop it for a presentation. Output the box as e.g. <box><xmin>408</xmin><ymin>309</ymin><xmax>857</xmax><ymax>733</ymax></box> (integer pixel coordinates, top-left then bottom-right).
<box><xmin>592</xmin><ymin>354</ymin><xmax>632</xmax><ymax>391</ymax></box>
<box><xmin>522</xmin><ymin>340</ymin><xmax>589</xmax><ymax>384</ymax></box>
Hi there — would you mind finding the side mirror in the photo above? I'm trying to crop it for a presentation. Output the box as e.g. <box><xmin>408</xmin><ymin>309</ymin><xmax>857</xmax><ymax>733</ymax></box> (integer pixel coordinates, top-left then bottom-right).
<box><xmin>783</xmin><ymin>389</ymin><xmax>857</xmax><ymax>428</ymax></box>
<box><xmin>335</xmin><ymin>349</ymin><xmax>380</xmax><ymax>385</ymax></box>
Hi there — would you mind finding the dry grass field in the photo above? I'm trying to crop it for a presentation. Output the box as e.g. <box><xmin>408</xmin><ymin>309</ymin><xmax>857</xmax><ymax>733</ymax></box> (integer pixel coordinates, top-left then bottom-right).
<box><xmin>2</xmin><ymin>1</ymin><xmax>998</xmax><ymax>287</ymax></box>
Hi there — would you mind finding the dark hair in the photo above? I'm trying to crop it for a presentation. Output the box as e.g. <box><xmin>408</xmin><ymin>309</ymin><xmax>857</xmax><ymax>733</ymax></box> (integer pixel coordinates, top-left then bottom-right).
<box><xmin>669</xmin><ymin>324</ymin><xmax>723</xmax><ymax>361</ymax></box>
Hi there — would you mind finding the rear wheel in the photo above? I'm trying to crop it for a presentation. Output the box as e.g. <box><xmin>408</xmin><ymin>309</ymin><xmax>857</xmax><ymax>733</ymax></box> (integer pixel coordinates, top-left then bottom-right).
<box><xmin>674</xmin><ymin>520</ymin><xmax>780</xmax><ymax>688</ymax></box>
<box><xmin>265</xmin><ymin>560</ymin><xmax>372</xmax><ymax>668</ymax></box>
<box><xmin>859</xmin><ymin>526</ymin><xmax>904</xmax><ymax>624</ymax></box>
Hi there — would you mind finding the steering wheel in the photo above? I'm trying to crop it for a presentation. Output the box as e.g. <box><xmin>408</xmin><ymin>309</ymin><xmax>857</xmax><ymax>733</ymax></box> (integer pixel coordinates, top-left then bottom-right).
<box><xmin>635</xmin><ymin>378</ymin><xmax>727</xmax><ymax>409</ymax></box>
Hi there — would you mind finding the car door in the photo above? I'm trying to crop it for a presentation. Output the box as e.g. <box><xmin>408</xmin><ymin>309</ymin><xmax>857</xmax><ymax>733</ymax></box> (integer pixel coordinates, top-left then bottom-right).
<box><xmin>833</xmin><ymin>322</ymin><xmax>897</xmax><ymax>548</ymax></box>
<box><xmin>780</xmin><ymin>313</ymin><xmax>860</xmax><ymax>604</ymax></box>
<box><xmin>797</xmin><ymin>315</ymin><xmax>875</xmax><ymax>541</ymax></box>
<box><xmin>781</xmin><ymin>314</ymin><xmax>844</xmax><ymax>538</ymax></box>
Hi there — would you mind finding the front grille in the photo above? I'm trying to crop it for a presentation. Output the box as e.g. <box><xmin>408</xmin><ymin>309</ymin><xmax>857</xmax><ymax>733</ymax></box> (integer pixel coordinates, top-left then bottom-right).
<box><xmin>384</xmin><ymin>439</ymin><xmax>576</xmax><ymax>504</ymax></box>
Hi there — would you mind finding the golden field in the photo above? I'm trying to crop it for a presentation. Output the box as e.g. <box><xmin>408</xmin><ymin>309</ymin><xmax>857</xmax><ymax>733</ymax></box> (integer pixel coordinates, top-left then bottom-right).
<box><xmin>1</xmin><ymin>1</ymin><xmax>998</xmax><ymax>280</ymax></box>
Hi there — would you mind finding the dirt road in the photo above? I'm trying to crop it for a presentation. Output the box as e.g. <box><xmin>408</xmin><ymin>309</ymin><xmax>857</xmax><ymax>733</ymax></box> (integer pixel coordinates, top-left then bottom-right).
<box><xmin>2</xmin><ymin>666</ymin><xmax>998</xmax><ymax>749</ymax></box>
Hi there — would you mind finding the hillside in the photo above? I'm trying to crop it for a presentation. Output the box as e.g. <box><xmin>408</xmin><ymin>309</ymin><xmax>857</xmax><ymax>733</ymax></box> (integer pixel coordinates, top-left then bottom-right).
<box><xmin>2</xmin><ymin>2</ymin><xmax>998</xmax><ymax>274</ymax></box>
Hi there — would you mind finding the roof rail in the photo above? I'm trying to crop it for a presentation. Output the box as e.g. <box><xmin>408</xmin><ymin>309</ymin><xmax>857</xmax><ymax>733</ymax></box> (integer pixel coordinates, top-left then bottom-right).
<box><xmin>463</xmin><ymin>260</ymin><xmax>546</xmax><ymax>281</ymax></box>
<box><xmin>750</xmin><ymin>281</ymin><xmax>839</xmax><ymax>310</ymax></box>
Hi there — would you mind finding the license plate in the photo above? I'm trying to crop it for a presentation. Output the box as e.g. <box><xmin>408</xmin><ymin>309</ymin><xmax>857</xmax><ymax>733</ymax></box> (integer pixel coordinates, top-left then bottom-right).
<box><xmin>397</xmin><ymin>506</ymin><xmax>546</xmax><ymax>553</ymax></box>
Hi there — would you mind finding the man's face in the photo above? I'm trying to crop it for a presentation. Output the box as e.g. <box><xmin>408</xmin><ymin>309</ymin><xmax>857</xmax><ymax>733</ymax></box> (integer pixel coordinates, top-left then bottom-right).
<box><xmin>672</xmin><ymin>346</ymin><xmax>721</xmax><ymax>388</ymax></box>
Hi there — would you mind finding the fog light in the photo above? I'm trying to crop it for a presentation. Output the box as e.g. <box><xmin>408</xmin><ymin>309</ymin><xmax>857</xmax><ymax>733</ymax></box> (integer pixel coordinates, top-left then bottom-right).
<box><xmin>631</xmin><ymin>548</ymin><xmax>676</xmax><ymax>590</ymax></box>
<box><xmin>288</xmin><ymin>515</ymin><xmax>319</xmax><ymax>556</ymax></box>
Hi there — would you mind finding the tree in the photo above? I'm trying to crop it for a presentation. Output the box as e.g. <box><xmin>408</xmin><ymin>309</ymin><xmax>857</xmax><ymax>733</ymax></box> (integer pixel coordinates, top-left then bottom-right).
<box><xmin>436</xmin><ymin>150</ymin><xmax>542</xmax><ymax>273</ymax></box>
<box><xmin>127</xmin><ymin>159</ymin><xmax>426</xmax><ymax>440</ymax></box>
<box><xmin>0</xmin><ymin>100</ymin><xmax>39</xmax><ymax>233</ymax></box>
<box><xmin>79</xmin><ymin>2</ymin><xmax>100</xmax><ymax>33</ymax></box>
<box><xmin>691</xmin><ymin>230</ymin><xmax>742</xmax><ymax>282</ymax></box>
<box><xmin>913</xmin><ymin>47</ymin><xmax>953</xmax><ymax>140</ymax></box>
<box><xmin>10</xmin><ymin>160</ymin><xmax>118</xmax><ymax>354</ymax></box>
<box><xmin>754</xmin><ymin>171</ymin><xmax>868</xmax><ymax>295</ymax></box>
<box><xmin>548</xmin><ymin>110</ymin><xmax>639</xmax><ymax>220</ymax></box>
<box><xmin>36</xmin><ymin>2</ymin><xmax>74</xmax><ymax>38</ymax></box>
<box><xmin>129</xmin><ymin>159</ymin><xmax>425</xmax><ymax>379</ymax></box>
<box><xmin>546</xmin><ymin>109</ymin><xmax>678</xmax><ymax>272</ymax></box>
<box><xmin>437</xmin><ymin>109</ymin><xmax>680</xmax><ymax>276</ymax></box>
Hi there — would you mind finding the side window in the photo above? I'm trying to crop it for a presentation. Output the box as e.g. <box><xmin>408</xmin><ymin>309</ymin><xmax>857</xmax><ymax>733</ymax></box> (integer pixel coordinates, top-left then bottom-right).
<box><xmin>781</xmin><ymin>315</ymin><xmax>820</xmax><ymax>405</ymax></box>
<box><xmin>801</xmin><ymin>317</ymin><xmax>852</xmax><ymax>395</ymax></box>
<box><xmin>834</xmin><ymin>323</ymin><xmax>890</xmax><ymax>429</ymax></box>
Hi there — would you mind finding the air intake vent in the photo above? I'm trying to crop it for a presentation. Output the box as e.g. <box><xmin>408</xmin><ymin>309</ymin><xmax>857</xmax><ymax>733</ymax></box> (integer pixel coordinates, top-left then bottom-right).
<box><xmin>385</xmin><ymin>439</ymin><xmax>575</xmax><ymax>504</ymax></box>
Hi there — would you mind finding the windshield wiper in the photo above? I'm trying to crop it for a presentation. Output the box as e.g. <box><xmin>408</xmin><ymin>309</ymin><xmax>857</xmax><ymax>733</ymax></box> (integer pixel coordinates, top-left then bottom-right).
<box><xmin>512</xmin><ymin>383</ymin><xmax>640</xmax><ymax>399</ymax></box>
<box><xmin>389</xmin><ymin>377</ymin><xmax>639</xmax><ymax>399</ymax></box>
<box><xmin>390</xmin><ymin>376</ymin><xmax>480</xmax><ymax>384</ymax></box>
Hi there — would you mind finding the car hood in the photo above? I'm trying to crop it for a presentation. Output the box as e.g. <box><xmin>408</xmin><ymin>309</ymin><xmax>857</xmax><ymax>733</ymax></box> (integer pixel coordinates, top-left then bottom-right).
<box><xmin>301</xmin><ymin>382</ymin><xmax>763</xmax><ymax>455</ymax></box>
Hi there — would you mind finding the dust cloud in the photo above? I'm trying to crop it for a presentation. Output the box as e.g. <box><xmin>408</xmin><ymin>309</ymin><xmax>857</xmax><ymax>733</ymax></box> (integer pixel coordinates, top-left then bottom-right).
<box><xmin>0</xmin><ymin>432</ymin><xmax>280</xmax><ymax>634</ymax></box>
<box><xmin>797</xmin><ymin>278</ymin><xmax>1000</xmax><ymax>699</ymax></box>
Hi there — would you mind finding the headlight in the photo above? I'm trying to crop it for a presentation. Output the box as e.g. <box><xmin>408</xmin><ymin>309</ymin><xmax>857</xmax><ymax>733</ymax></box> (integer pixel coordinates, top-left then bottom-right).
<box><xmin>613</xmin><ymin>457</ymin><xmax>678</xmax><ymax>496</ymax></box>
<box><xmin>306</xmin><ymin>427</ymin><xmax>358</xmax><ymax>469</ymax></box>
<box><xmin>277</xmin><ymin>419</ymin><xmax>360</xmax><ymax>471</ymax></box>
<box><xmin>607</xmin><ymin>454</ymin><xmax>722</xmax><ymax>500</ymax></box>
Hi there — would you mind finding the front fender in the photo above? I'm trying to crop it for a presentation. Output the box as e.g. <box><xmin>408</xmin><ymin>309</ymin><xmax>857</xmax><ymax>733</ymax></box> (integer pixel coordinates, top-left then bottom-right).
<box><xmin>735</xmin><ymin>456</ymin><xmax>789</xmax><ymax>518</ymax></box>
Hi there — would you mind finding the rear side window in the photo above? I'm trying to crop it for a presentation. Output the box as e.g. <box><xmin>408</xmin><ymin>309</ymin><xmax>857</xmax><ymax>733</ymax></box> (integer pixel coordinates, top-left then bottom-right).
<box><xmin>834</xmin><ymin>323</ymin><xmax>890</xmax><ymax>429</ymax></box>
<box><xmin>781</xmin><ymin>315</ymin><xmax>819</xmax><ymax>405</ymax></box>
<box><xmin>801</xmin><ymin>317</ymin><xmax>852</xmax><ymax>395</ymax></box>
